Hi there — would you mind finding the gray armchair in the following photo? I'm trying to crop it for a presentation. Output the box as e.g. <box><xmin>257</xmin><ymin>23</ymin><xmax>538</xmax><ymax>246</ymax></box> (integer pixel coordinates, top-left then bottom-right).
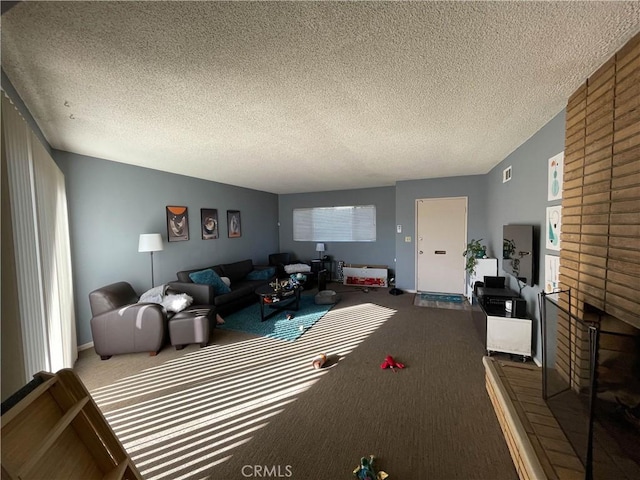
<box><xmin>89</xmin><ymin>281</ymin><xmax>167</xmax><ymax>360</ymax></box>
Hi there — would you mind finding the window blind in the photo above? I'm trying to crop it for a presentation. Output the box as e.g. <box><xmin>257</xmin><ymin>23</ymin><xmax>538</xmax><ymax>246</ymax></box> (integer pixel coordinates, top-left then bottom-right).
<box><xmin>293</xmin><ymin>205</ymin><xmax>376</xmax><ymax>242</ymax></box>
<box><xmin>2</xmin><ymin>93</ymin><xmax>77</xmax><ymax>380</ymax></box>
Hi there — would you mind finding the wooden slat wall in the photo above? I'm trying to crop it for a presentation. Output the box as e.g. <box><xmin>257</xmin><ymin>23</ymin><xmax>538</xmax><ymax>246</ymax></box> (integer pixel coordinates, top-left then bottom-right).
<box><xmin>559</xmin><ymin>32</ymin><xmax>640</xmax><ymax>328</ymax></box>
<box><xmin>609</xmin><ymin>34</ymin><xmax>640</xmax><ymax>328</ymax></box>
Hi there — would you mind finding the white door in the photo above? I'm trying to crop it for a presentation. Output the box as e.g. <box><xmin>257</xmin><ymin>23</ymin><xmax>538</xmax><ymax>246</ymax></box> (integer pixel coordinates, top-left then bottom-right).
<box><xmin>416</xmin><ymin>197</ymin><xmax>467</xmax><ymax>294</ymax></box>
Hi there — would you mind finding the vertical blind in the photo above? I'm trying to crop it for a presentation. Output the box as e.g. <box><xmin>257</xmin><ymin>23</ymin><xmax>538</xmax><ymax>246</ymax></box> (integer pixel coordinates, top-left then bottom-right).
<box><xmin>2</xmin><ymin>93</ymin><xmax>77</xmax><ymax>379</ymax></box>
<box><xmin>293</xmin><ymin>205</ymin><xmax>376</xmax><ymax>242</ymax></box>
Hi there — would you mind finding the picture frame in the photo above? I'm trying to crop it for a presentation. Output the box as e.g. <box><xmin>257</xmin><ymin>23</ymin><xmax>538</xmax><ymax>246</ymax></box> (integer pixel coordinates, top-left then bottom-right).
<box><xmin>545</xmin><ymin>205</ymin><xmax>561</xmax><ymax>251</ymax></box>
<box><xmin>227</xmin><ymin>210</ymin><xmax>241</xmax><ymax>238</ymax></box>
<box><xmin>548</xmin><ymin>151</ymin><xmax>564</xmax><ymax>201</ymax></box>
<box><xmin>166</xmin><ymin>206</ymin><xmax>189</xmax><ymax>242</ymax></box>
<box><xmin>544</xmin><ymin>255</ymin><xmax>561</xmax><ymax>294</ymax></box>
<box><xmin>201</xmin><ymin>208</ymin><xmax>219</xmax><ymax>240</ymax></box>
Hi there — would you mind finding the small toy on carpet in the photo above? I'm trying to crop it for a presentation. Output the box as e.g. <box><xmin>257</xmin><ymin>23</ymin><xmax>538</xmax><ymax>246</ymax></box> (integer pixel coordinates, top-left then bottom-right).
<box><xmin>311</xmin><ymin>353</ymin><xmax>327</xmax><ymax>369</ymax></box>
<box><xmin>380</xmin><ymin>355</ymin><xmax>405</xmax><ymax>372</ymax></box>
<box><xmin>353</xmin><ymin>455</ymin><xmax>388</xmax><ymax>480</ymax></box>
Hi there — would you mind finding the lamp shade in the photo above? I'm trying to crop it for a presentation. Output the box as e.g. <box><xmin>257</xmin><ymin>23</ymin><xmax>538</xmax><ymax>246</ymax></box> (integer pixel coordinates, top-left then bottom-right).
<box><xmin>315</xmin><ymin>243</ymin><xmax>325</xmax><ymax>253</ymax></box>
<box><xmin>138</xmin><ymin>233</ymin><xmax>164</xmax><ymax>252</ymax></box>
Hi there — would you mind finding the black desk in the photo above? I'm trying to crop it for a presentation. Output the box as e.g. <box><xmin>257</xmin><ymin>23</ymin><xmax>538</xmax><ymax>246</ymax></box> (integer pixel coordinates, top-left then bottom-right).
<box><xmin>476</xmin><ymin>287</ymin><xmax>520</xmax><ymax>299</ymax></box>
<box><xmin>473</xmin><ymin>288</ymin><xmax>531</xmax><ymax>360</ymax></box>
<box><xmin>473</xmin><ymin>286</ymin><xmax>520</xmax><ymax>345</ymax></box>
<box><xmin>477</xmin><ymin>287</ymin><xmax>520</xmax><ymax>310</ymax></box>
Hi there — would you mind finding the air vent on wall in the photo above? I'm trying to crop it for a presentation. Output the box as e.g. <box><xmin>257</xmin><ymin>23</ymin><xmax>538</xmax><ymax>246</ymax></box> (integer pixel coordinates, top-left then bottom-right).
<box><xmin>503</xmin><ymin>166</ymin><xmax>512</xmax><ymax>183</ymax></box>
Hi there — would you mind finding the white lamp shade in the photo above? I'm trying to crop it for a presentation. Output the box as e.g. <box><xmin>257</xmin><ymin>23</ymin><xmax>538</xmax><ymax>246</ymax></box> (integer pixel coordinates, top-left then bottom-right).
<box><xmin>138</xmin><ymin>233</ymin><xmax>164</xmax><ymax>252</ymax></box>
<box><xmin>315</xmin><ymin>243</ymin><xmax>325</xmax><ymax>252</ymax></box>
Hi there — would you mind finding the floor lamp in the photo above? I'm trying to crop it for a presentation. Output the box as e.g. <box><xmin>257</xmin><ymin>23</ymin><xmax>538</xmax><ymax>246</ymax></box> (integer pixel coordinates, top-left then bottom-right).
<box><xmin>138</xmin><ymin>233</ymin><xmax>164</xmax><ymax>287</ymax></box>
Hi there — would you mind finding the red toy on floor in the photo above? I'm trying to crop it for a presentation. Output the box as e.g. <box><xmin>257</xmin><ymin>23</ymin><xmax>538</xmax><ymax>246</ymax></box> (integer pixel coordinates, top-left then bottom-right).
<box><xmin>380</xmin><ymin>355</ymin><xmax>405</xmax><ymax>372</ymax></box>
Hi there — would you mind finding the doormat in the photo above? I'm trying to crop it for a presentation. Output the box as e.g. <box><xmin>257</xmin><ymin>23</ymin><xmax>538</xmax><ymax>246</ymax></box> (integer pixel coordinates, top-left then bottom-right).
<box><xmin>414</xmin><ymin>292</ymin><xmax>470</xmax><ymax>311</ymax></box>
<box><xmin>419</xmin><ymin>293</ymin><xmax>463</xmax><ymax>303</ymax></box>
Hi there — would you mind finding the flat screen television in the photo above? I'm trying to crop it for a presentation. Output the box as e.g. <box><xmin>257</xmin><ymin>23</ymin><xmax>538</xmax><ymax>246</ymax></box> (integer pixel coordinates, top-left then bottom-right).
<box><xmin>502</xmin><ymin>224</ymin><xmax>535</xmax><ymax>286</ymax></box>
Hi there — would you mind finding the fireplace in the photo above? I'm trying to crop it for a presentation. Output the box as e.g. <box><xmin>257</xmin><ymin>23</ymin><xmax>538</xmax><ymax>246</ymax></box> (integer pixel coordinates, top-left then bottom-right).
<box><xmin>541</xmin><ymin>291</ymin><xmax>640</xmax><ymax>480</ymax></box>
<box><xmin>552</xmin><ymin>29</ymin><xmax>640</xmax><ymax>480</ymax></box>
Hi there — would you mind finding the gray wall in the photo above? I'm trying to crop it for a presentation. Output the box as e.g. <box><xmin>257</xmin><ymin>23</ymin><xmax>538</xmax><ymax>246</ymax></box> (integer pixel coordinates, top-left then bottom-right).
<box><xmin>278</xmin><ymin>187</ymin><xmax>396</xmax><ymax>279</ymax></box>
<box><xmin>485</xmin><ymin>109</ymin><xmax>567</xmax><ymax>363</ymax></box>
<box><xmin>394</xmin><ymin>175</ymin><xmax>490</xmax><ymax>291</ymax></box>
<box><xmin>54</xmin><ymin>151</ymin><xmax>279</xmax><ymax>346</ymax></box>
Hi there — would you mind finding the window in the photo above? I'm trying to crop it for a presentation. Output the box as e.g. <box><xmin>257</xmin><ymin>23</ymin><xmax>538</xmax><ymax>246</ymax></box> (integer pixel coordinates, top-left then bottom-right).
<box><xmin>293</xmin><ymin>205</ymin><xmax>376</xmax><ymax>242</ymax></box>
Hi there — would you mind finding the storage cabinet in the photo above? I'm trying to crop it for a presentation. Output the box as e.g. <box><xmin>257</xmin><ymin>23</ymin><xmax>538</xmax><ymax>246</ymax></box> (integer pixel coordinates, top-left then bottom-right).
<box><xmin>342</xmin><ymin>265</ymin><xmax>388</xmax><ymax>287</ymax></box>
<box><xmin>466</xmin><ymin>258</ymin><xmax>498</xmax><ymax>301</ymax></box>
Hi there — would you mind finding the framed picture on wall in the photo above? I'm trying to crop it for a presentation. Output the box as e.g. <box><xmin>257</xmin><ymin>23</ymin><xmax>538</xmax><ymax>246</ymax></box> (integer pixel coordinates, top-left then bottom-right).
<box><xmin>166</xmin><ymin>206</ymin><xmax>189</xmax><ymax>242</ymax></box>
<box><xmin>227</xmin><ymin>210</ymin><xmax>241</xmax><ymax>238</ymax></box>
<box><xmin>545</xmin><ymin>205</ymin><xmax>561</xmax><ymax>251</ymax></box>
<box><xmin>548</xmin><ymin>151</ymin><xmax>564</xmax><ymax>201</ymax></box>
<box><xmin>201</xmin><ymin>208</ymin><xmax>218</xmax><ymax>240</ymax></box>
<box><xmin>544</xmin><ymin>255</ymin><xmax>561</xmax><ymax>293</ymax></box>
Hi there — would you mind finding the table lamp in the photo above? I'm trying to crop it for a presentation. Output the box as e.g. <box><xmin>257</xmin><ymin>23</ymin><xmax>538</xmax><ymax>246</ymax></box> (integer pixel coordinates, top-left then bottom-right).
<box><xmin>315</xmin><ymin>243</ymin><xmax>325</xmax><ymax>260</ymax></box>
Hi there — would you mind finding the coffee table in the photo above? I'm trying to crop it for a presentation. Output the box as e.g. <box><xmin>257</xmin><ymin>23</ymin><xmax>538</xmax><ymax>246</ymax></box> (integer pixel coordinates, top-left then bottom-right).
<box><xmin>255</xmin><ymin>284</ymin><xmax>301</xmax><ymax>322</ymax></box>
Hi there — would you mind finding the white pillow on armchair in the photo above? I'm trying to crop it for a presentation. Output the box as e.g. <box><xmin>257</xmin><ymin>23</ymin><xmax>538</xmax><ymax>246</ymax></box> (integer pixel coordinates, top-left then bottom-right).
<box><xmin>284</xmin><ymin>263</ymin><xmax>311</xmax><ymax>274</ymax></box>
<box><xmin>160</xmin><ymin>293</ymin><xmax>193</xmax><ymax>313</ymax></box>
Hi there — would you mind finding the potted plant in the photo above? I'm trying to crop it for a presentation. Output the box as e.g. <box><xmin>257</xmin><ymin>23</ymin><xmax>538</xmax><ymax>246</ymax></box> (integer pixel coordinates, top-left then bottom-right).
<box><xmin>463</xmin><ymin>239</ymin><xmax>487</xmax><ymax>276</ymax></box>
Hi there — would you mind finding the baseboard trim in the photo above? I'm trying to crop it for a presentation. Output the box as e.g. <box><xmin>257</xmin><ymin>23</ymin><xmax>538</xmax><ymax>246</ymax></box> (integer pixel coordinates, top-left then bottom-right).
<box><xmin>78</xmin><ymin>341</ymin><xmax>94</xmax><ymax>352</ymax></box>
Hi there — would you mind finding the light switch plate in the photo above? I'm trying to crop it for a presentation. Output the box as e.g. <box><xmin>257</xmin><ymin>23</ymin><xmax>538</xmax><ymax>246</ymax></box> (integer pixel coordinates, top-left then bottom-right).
<box><xmin>396</xmin><ymin>225</ymin><xmax>402</xmax><ymax>233</ymax></box>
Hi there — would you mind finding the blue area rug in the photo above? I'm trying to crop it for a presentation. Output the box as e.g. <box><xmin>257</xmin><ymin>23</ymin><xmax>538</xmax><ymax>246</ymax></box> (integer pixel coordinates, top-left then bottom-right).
<box><xmin>419</xmin><ymin>293</ymin><xmax>464</xmax><ymax>303</ymax></box>
<box><xmin>217</xmin><ymin>295</ymin><xmax>333</xmax><ymax>341</ymax></box>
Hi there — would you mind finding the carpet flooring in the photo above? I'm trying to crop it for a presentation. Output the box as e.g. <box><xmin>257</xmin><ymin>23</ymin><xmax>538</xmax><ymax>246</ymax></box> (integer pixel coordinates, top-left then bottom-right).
<box><xmin>217</xmin><ymin>294</ymin><xmax>333</xmax><ymax>341</ymax></box>
<box><xmin>73</xmin><ymin>286</ymin><xmax>517</xmax><ymax>480</ymax></box>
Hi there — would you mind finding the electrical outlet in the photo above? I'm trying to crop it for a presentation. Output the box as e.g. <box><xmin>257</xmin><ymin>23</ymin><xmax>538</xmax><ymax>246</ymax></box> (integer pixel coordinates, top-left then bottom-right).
<box><xmin>396</xmin><ymin>225</ymin><xmax>402</xmax><ymax>233</ymax></box>
<box><xmin>405</xmin><ymin>236</ymin><xmax>411</xmax><ymax>242</ymax></box>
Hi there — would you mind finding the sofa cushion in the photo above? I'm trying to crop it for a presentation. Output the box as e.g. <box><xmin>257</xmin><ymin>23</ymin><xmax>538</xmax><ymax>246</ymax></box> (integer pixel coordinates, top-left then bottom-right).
<box><xmin>177</xmin><ymin>265</ymin><xmax>224</xmax><ymax>283</ymax></box>
<box><xmin>89</xmin><ymin>281</ymin><xmax>140</xmax><ymax>316</ymax></box>
<box><xmin>213</xmin><ymin>283</ymin><xmax>255</xmax><ymax>307</ymax></box>
<box><xmin>246</xmin><ymin>267</ymin><xmax>276</xmax><ymax>281</ymax></box>
<box><xmin>189</xmin><ymin>269</ymin><xmax>231</xmax><ymax>295</ymax></box>
<box><xmin>221</xmin><ymin>259</ymin><xmax>254</xmax><ymax>282</ymax></box>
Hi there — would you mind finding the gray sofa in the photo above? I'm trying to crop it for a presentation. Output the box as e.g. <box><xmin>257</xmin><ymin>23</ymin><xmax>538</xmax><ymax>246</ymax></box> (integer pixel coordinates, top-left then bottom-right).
<box><xmin>169</xmin><ymin>259</ymin><xmax>275</xmax><ymax>316</ymax></box>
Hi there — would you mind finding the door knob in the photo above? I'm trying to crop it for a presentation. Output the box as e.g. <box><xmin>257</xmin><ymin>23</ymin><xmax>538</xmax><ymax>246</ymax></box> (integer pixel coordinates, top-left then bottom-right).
<box><xmin>419</xmin><ymin>250</ymin><xmax>424</xmax><ymax>254</ymax></box>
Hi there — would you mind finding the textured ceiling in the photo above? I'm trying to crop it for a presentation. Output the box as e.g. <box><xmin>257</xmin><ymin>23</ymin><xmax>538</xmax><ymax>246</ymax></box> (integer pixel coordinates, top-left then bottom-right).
<box><xmin>2</xmin><ymin>2</ymin><xmax>639</xmax><ymax>194</ymax></box>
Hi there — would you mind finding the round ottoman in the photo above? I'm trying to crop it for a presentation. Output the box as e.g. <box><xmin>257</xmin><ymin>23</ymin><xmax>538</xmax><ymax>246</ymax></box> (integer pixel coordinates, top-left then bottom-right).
<box><xmin>315</xmin><ymin>290</ymin><xmax>339</xmax><ymax>305</ymax></box>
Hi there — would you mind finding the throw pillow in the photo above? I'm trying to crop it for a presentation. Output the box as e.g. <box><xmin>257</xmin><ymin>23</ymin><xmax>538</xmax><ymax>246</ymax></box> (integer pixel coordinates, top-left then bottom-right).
<box><xmin>189</xmin><ymin>268</ymin><xmax>231</xmax><ymax>295</ymax></box>
<box><xmin>161</xmin><ymin>293</ymin><xmax>193</xmax><ymax>313</ymax></box>
<box><xmin>285</xmin><ymin>263</ymin><xmax>311</xmax><ymax>274</ymax></box>
<box><xmin>220</xmin><ymin>276</ymin><xmax>231</xmax><ymax>287</ymax></box>
<box><xmin>246</xmin><ymin>267</ymin><xmax>276</xmax><ymax>280</ymax></box>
